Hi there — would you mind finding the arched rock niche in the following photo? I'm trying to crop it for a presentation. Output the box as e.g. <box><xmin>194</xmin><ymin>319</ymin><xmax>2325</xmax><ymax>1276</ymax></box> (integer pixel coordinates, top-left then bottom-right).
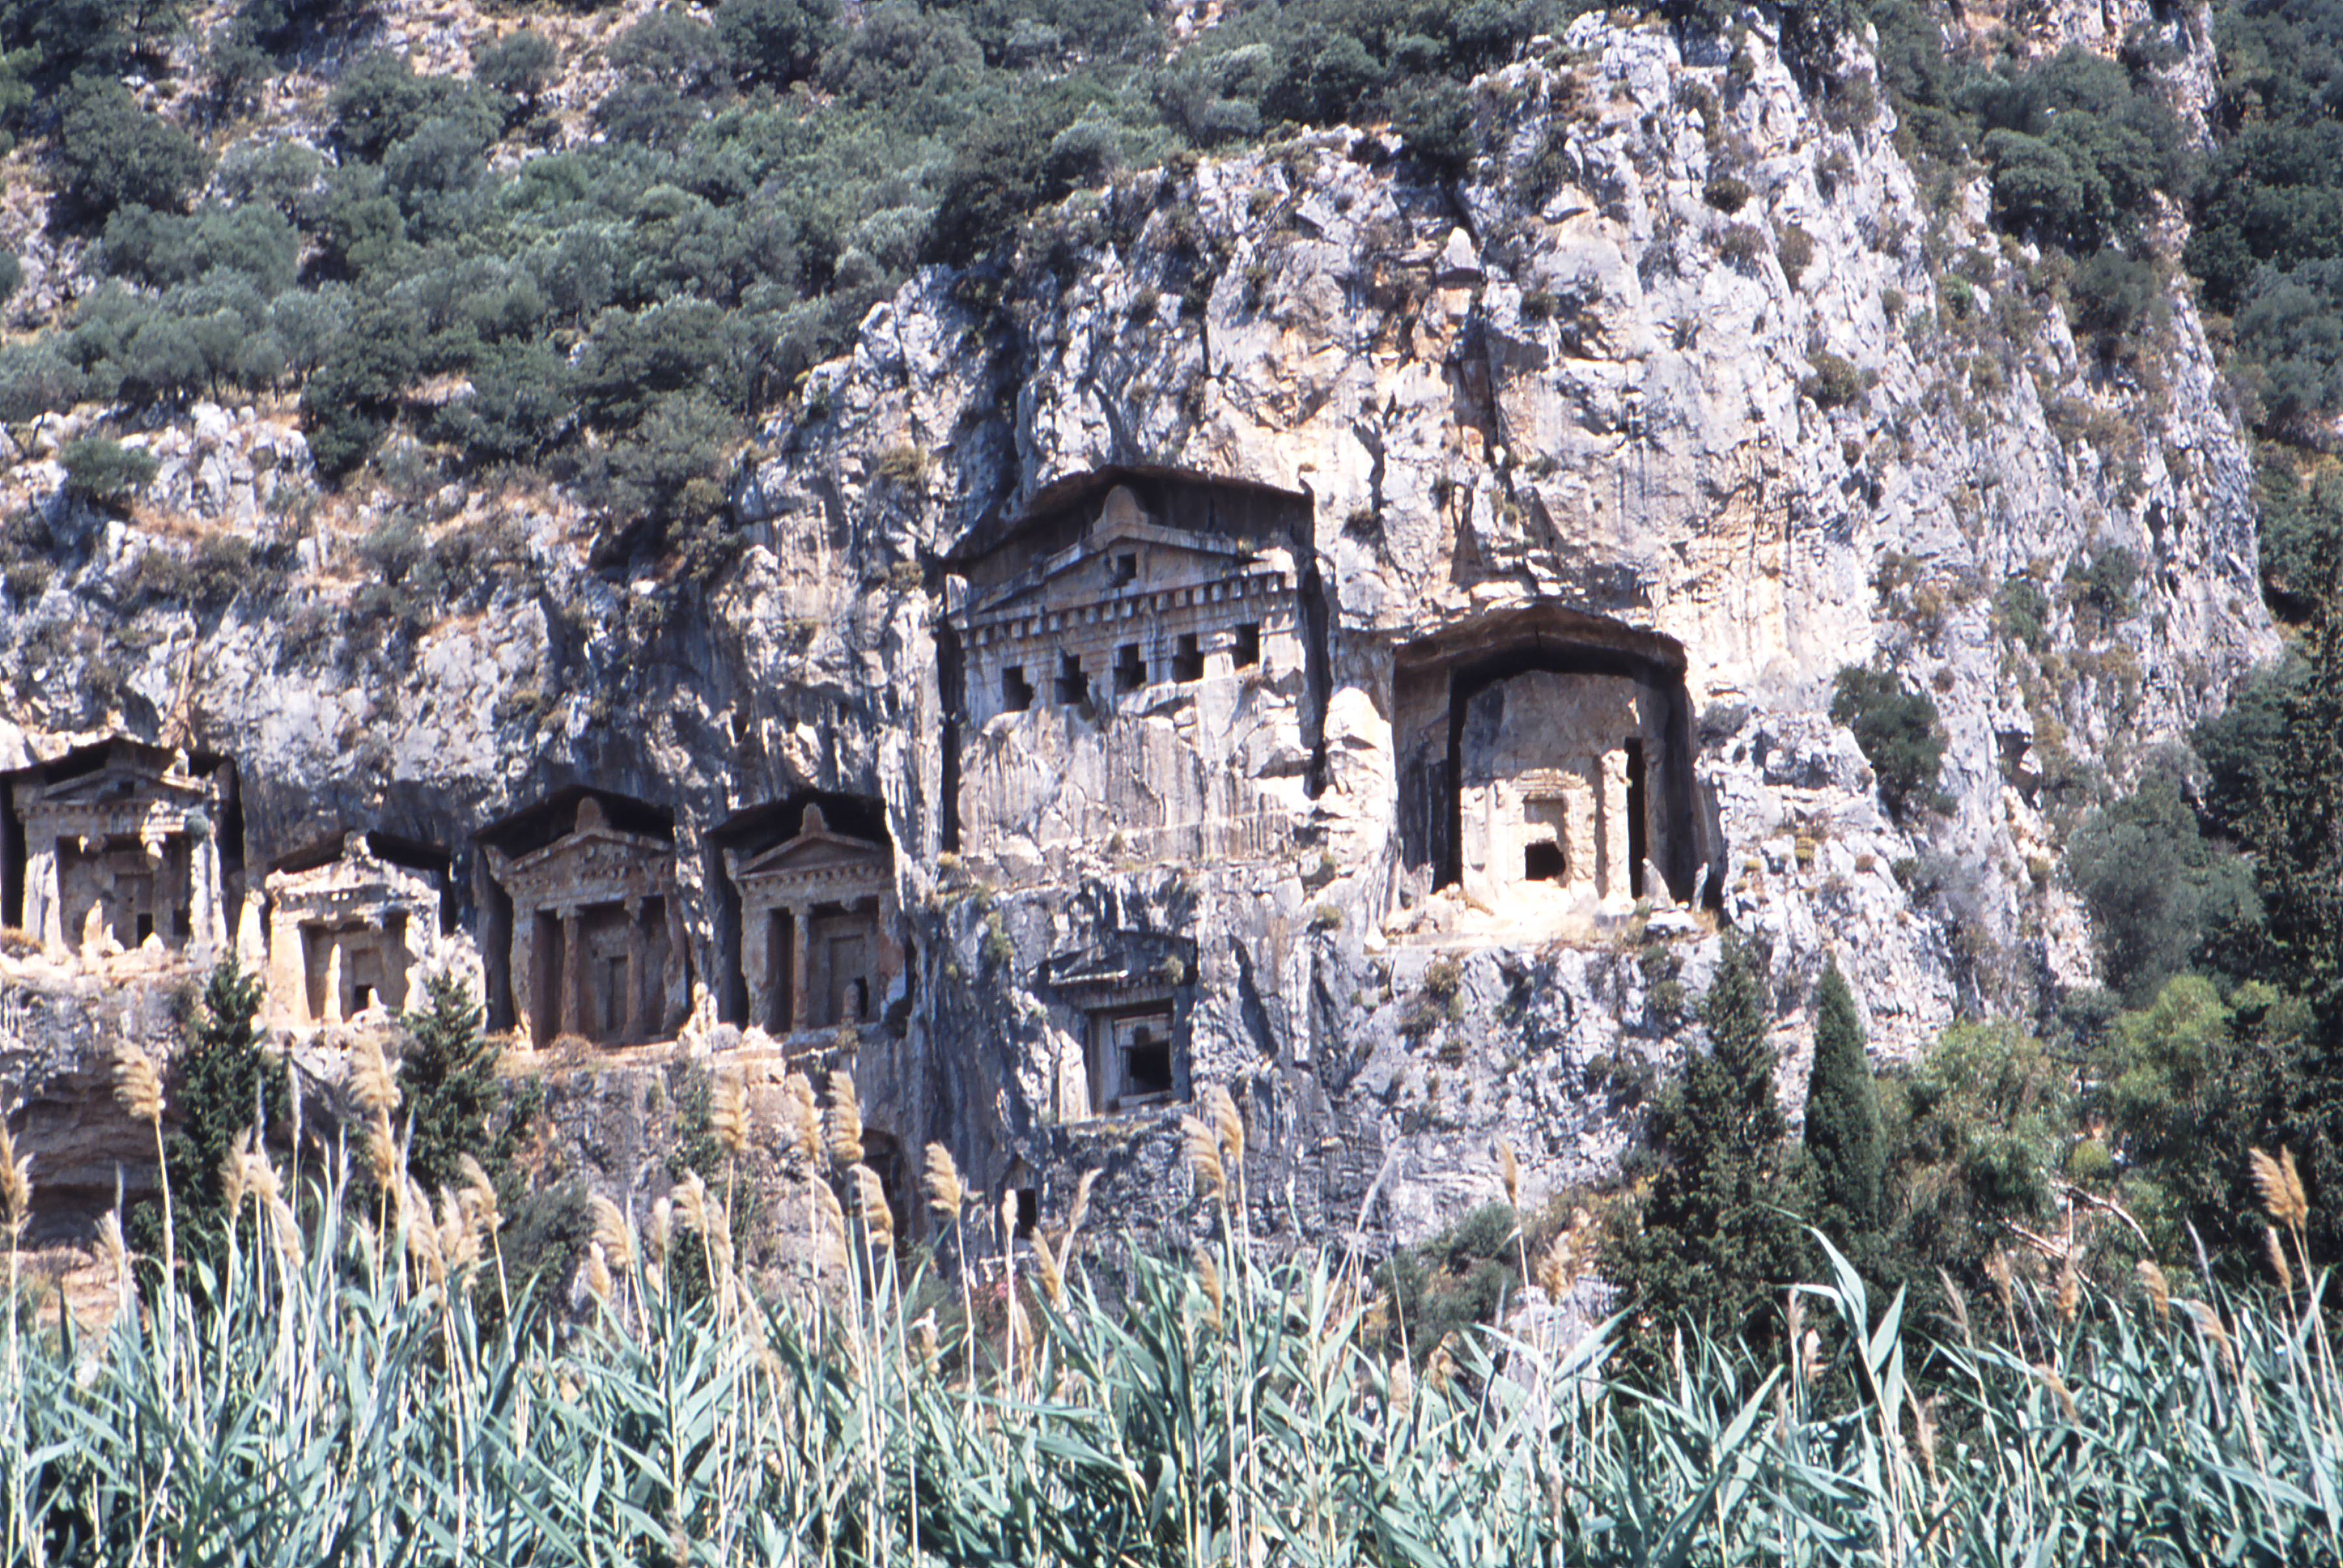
<box><xmin>1393</xmin><ymin>608</ymin><xmax>1704</xmax><ymax>924</ymax></box>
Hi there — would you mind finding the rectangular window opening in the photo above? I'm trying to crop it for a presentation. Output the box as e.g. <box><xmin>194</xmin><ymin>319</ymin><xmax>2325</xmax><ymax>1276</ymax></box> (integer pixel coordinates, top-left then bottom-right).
<box><xmin>1055</xmin><ymin>652</ymin><xmax>1089</xmax><ymax>706</ymax></box>
<box><xmin>1002</xmin><ymin>665</ymin><xmax>1033</xmax><ymax>713</ymax></box>
<box><xmin>1172</xmin><ymin>632</ymin><xmax>1205</xmax><ymax>683</ymax></box>
<box><xmin>1110</xmin><ymin>552</ymin><xmax>1138</xmax><ymax>586</ymax></box>
<box><xmin>1115</xmin><ymin>643</ymin><xmax>1145</xmax><ymax>693</ymax></box>
<box><xmin>1123</xmin><ymin>1019</ymin><xmax>1174</xmax><ymax>1100</ymax></box>
<box><xmin>1233</xmin><ymin>622</ymin><xmax>1261</xmax><ymax>668</ymax></box>
<box><xmin>1524</xmin><ymin>841</ymin><xmax>1565</xmax><ymax>881</ymax></box>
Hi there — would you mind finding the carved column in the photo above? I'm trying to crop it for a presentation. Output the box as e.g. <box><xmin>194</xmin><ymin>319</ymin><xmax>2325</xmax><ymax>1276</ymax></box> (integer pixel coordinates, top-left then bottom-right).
<box><xmin>789</xmin><ymin>901</ymin><xmax>812</xmax><ymax>1032</ymax></box>
<box><xmin>562</xmin><ymin>910</ymin><xmax>587</xmax><ymax>1043</ymax></box>
<box><xmin>630</xmin><ymin>903</ymin><xmax>654</xmax><ymax>1043</ymax></box>
<box><xmin>26</xmin><ymin>842</ymin><xmax>59</xmax><ymax>948</ymax></box>
<box><xmin>268</xmin><ymin>911</ymin><xmax>307</xmax><ymax>1027</ymax></box>
<box><xmin>1564</xmin><ymin>773</ymin><xmax>1599</xmax><ymax>902</ymax></box>
<box><xmin>510</xmin><ymin>910</ymin><xmax>539</xmax><ymax>1049</ymax></box>
<box><xmin>1600</xmin><ymin>748</ymin><xmax>1632</xmax><ymax>906</ymax></box>
<box><xmin>740</xmin><ymin>893</ymin><xmax>770</xmax><ymax>1032</ymax></box>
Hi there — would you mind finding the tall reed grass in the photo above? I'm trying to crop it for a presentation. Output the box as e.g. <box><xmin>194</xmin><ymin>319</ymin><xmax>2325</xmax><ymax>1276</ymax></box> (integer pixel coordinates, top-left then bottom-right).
<box><xmin>2</xmin><ymin>1094</ymin><xmax>2339</xmax><ymax>1565</ymax></box>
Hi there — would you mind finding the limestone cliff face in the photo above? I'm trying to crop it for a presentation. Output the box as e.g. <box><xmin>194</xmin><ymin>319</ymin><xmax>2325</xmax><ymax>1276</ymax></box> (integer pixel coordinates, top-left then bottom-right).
<box><xmin>0</xmin><ymin>7</ymin><xmax>2277</xmax><ymax>1259</ymax></box>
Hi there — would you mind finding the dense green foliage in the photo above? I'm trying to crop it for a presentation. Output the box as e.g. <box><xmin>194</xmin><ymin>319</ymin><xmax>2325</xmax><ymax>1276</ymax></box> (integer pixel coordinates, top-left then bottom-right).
<box><xmin>2191</xmin><ymin>0</ymin><xmax>2343</xmax><ymax>437</ymax></box>
<box><xmin>394</xmin><ymin>971</ymin><xmax>504</xmax><ymax>1196</ymax></box>
<box><xmin>2063</xmin><ymin>752</ymin><xmax>2258</xmax><ymax>1003</ymax></box>
<box><xmin>1802</xmin><ymin>963</ymin><xmax>1883</xmax><ymax>1241</ymax></box>
<box><xmin>1829</xmin><ymin>665</ymin><xmax>1947</xmax><ymax>822</ymax></box>
<box><xmin>0</xmin><ymin>0</ymin><xmax>1582</xmax><ymax>568</ymax></box>
<box><xmin>1603</xmin><ymin>935</ymin><xmax>1809</xmax><ymax>1351</ymax></box>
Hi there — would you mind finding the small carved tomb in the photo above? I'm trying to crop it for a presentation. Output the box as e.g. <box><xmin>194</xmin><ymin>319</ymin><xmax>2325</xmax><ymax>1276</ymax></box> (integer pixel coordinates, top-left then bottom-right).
<box><xmin>724</xmin><ymin>805</ymin><xmax>898</xmax><ymax>1036</ymax></box>
<box><xmin>1458</xmin><ymin>670</ymin><xmax>1672</xmax><ymax>916</ymax></box>
<box><xmin>14</xmin><ymin>740</ymin><xmax>228</xmax><ymax>960</ymax></box>
<box><xmin>1043</xmin><ymin>941</ymin><xmax>1187</xmax><ymax>1120</ymax></box>
<box><xmin>487</xmin><ymin>796</ymin><xmax>688</xmax><ymax>1049</ymax></box>
<box><xmin>264</xmin><ymin>833</ymin><xmax>439</xmax><ymax>1030</ymax></box>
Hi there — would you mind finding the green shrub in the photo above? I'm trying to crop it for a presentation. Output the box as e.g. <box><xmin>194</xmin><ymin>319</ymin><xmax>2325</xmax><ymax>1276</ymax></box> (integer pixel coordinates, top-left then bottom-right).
<box><xmin>1775</xmin><ymin>223</ymin><xmax>1815</xmax><ymax>287</ymax></box>
<box><xmin>2066</xmin><ymin>247</ymin><xmax>2159</xmax><ymax>355</ymax></box>
<box><xmin>1829</xmin><ymin>665</ymin><xmax>1947</xmax><ymax>821</ymax></box>
<box><xmin>56</xmin><ymin>79</ymin><xmax>212</xmax><ymax>223</ymax></box>
<box><xmin>473</xmin><ymin>28</ymin><xmax>559</xmax><ymax>107</ymax></box>
<box><xmin>1801</xmin><ymin>350</ymin><xmax>1861</xmax><ymax>409</ymax></box>
<box><xmin>1702</xmin><ymin>173</ymin><xmax>1751</xmax><ymax>212</ymax></box>
<box><xmin>715</xmin><ymin>0</ymin><xmax>835</xmax><ymax>87</ymax></box>
<box><xmin>2065</xmin><ymin>757</ymin><xmax>2259</xmax><ymax>1004</ymax></box>
<box><xmin>59</xmin><ymin>437</ymin><xmax>158</xmax><ymax>507</ymax></box>
<box><xmin>1994</xmin><ymin>575</ymin><xmax>2051</xmax><ymax>652</ymax></box>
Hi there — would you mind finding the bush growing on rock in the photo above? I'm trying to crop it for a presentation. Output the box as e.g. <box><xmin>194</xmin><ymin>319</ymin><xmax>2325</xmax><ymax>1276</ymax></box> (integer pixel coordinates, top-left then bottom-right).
<box><xmin>1802</xmin><ymin>350</ymin><xmax>1861</xmax><ymax>408</ymax></box>
<box><xmin>59</xmin><ymin>437</ymin><xmax>158</xmax><ymax>508</ymax></box>
<box><xmin>1829</xmin><ymin>666</ymin><xmax>1947</xmax><ymax>822</ymax></box>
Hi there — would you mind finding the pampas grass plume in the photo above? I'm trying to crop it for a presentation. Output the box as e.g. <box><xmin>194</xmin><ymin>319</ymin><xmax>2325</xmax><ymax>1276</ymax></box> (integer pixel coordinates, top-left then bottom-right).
<box><xmin>112</xmin><ymin>1041</ymin><xmax>163</xmax><ymax>1124</ymax></box>
<box><xmin>711</xmin><ymin>1071</ymin><xmax>750</xmax><ymax>1159</ymax></box>
<box><xmin>2135</xmin><ymin>1258</ymin><xmax>2171</xmax><ymax>1324</ymax></box>
<box><xmin>1205</xmin><ymin>1083</ymin><xmax>1244</xmax><ymax>1173</ymax></box>
<box><xmin>924</xmin><ymin>1143</ymin><xmax>964</xmax><ymax>1221</ymax></box>
<box><xmin>589</xmin><ymin>1194</ymin><xmax>635</xmax><ymax>1268</ymax></box>
<box><xmin>825</xmin><ymin>1070</ymin><xmax>864</xmax><ymax>1168</ymax></box>
<box><xmin>0</xmin><ymin>1114</ymin><xmax>29</xmax><ymax>1236</ymax></box>
<box><xmin>1181</xmin><ymin>1116</ymin><xmax>1226</xmax><ymax>1204</ymax></box>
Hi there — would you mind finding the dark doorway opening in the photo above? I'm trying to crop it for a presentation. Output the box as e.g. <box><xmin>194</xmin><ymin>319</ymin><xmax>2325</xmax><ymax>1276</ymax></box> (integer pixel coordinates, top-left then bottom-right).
<box><xmin>1624</xmin><ymin>737</ymin><xmax>1648</xmax><ymax>900</ymax></box>
<box><xmin>1524</xmin><ymin>842</ymin><xmax>1565</xmax><ymax>881</ymax></box>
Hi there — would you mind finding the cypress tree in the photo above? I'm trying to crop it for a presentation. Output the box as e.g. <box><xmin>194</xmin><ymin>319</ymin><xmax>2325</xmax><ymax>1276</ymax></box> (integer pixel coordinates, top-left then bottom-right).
<box><xmin>1603</xmin><ymin>933</ymin><xmax>1807</xmax><ymax>1355</ymax></box>
<box><xmin>1803</xmin><ymin>962</ymin><xmax>1884</xmax><ymax>1241</ymax></box>
<box><xmin>154</xmin><ymin>956</ymin><xmax>286</xmax><ymax>1271</ymax></box>
<box><xmin>397</xmin><ymin>970</ymin><xmax>502</xmax><ymax>1194</ymax></box>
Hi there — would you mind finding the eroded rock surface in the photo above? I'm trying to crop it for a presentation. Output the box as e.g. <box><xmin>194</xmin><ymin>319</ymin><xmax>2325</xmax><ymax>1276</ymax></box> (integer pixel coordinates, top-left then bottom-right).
<box><xmin>0</xmin><ymin>8</ymin><xmax>2275</xmax><ymax>1261</ymax></box>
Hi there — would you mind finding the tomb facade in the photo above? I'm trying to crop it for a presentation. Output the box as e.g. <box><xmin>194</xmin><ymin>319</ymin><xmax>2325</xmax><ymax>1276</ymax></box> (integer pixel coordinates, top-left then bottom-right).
<box><xmin>1040</xmin><ymin>939</ymin><xmax>1190</xmax><ymax>1120</ymax></box>
<box><xmin>8</xmin><ymin>741</ymin><xmax>233</xmax><ymax>961</ymax></box>
<box><xmin>1455</xmin><ymin>670</ymin><xmax>1671</xmax><ymax>915</ymax></box>
<box><xmin>484</xmin><ymin>795</ymin><xmax>689</xmax><ymax>1049</ymax></box>
<box><xmin>1393</xmin><ymin>609</ymin><xmax>1704</xmax><ymax>929</ymax></box>
<box><xmin>722</xmin><ymin>804</ymin><xmax>901</xmax><ymax>1036</ymax></box>
<box><xmin>941</xmin><ymin>468</ymin><xmax>1326</xmax><ymax>874</ymax></box>
<box><xmin>263</xmin><ymin>833</ymin><xmax>442</xmax><ymax>1030</ymax></box>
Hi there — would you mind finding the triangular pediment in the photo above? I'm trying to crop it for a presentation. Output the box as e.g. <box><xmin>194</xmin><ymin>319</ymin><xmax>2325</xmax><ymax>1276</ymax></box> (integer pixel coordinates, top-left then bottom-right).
<box><xmin>508</xmin><ymin>826</ymin><xmax>673</xmax><ymax>879</ymax></box>
<box><xmin>736</xmin><ymin>829</ymin><xmax>888</xmax><ymax>879</ymax></box>
<box><xmin>971</xmin><ymin>525</ymin><xmax>1265</xmax><ymax>618</ymax></box>
<box><xmin>39</xmin><ymin>765</ymin><xmax>202</xmax><ymax>808</ymax></box>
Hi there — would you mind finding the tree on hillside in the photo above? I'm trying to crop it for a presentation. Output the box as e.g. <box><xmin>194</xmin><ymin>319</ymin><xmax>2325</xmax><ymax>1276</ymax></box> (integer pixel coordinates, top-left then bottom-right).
<box><xmin>1804</xmin><ymin>962</ymin><xmax>1883</xmax><ymax>1245</ymax></box>
<box><xmin>152</xmin><ymin>957</ymin><xmax>287</xmax><ymax>1275</ymax></box>
<box><xmin>1603</xmin><ymin>933</ymin><xmax>1807</xmax><ymax>1356</ymax></box>
<box><xmin>396</xmin><ymin>970</ymin><xmax>502</xmax><ymax>1195</ymax></box>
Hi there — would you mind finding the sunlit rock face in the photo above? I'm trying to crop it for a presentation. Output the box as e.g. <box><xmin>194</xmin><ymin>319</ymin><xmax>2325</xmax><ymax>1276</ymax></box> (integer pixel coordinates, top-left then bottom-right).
<box><xmin>0</xmin><ymin>4</ymin><xmax>2277</xmax><ymax>1267</ymax></box>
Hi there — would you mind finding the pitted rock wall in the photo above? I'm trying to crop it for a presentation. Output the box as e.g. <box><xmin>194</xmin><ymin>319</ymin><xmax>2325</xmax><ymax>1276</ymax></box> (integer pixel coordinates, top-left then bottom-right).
<box><xmin>0</xmin><ymin>5</ymin><xmax>2277</xmax><ymax>1258</ymax></box>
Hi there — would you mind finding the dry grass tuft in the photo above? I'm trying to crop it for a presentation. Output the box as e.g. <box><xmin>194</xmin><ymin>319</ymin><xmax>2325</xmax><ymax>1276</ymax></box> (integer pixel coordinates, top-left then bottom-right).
<box><xmin>2134</xmin><ymin>1259</ymin><xmax>2171</xmax><ymax>1325</ymax></box>
<box><xmin>710</xmin><ymin>1072</ymin><xmax>750</xmax><ymax>1159</ymax></box>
